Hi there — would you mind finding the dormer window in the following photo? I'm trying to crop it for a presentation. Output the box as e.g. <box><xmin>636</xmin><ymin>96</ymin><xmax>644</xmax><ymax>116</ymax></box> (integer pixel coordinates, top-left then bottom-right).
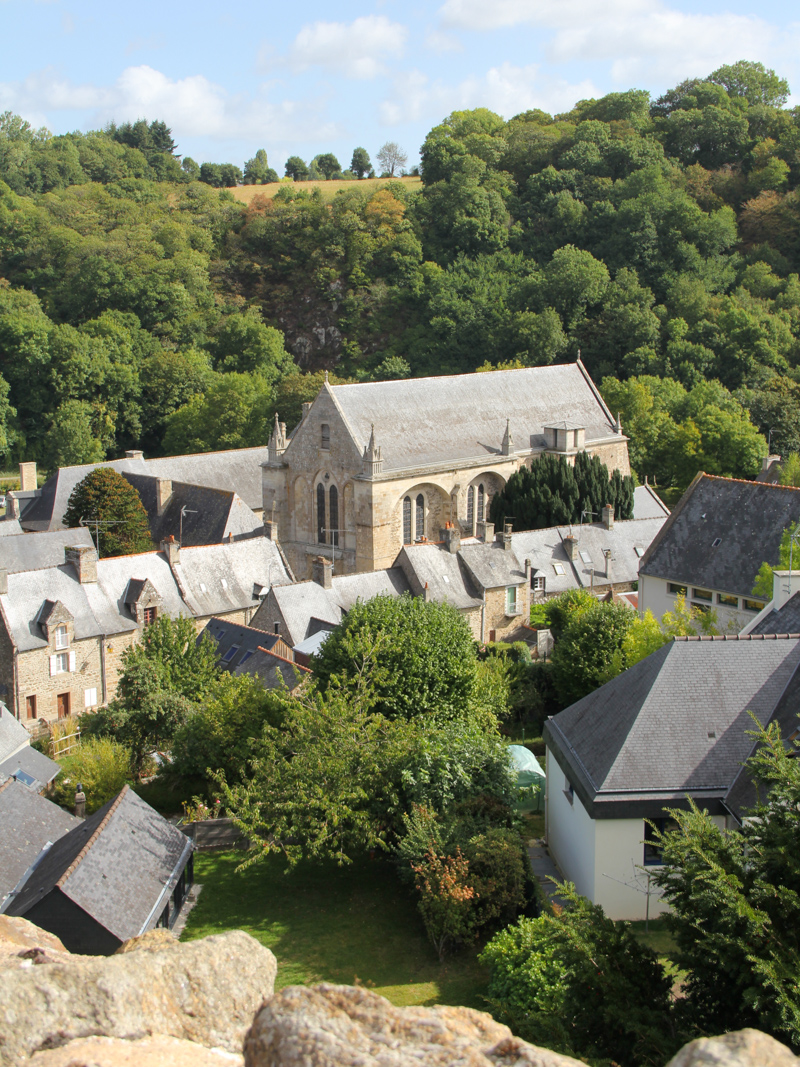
<box><xmin>55</xmin><ymin>625</ymin><xmax>69</xmax><ymax>650</ymax></box>
<box><xmin>321</xmin><ymin>423</ymin><xmax>330</xmax><ymax>450</ymax></box>
<box><xmin>143</xmin><ymin>607</ymin><xmax>157</xmax><ymax>626</ymax></box>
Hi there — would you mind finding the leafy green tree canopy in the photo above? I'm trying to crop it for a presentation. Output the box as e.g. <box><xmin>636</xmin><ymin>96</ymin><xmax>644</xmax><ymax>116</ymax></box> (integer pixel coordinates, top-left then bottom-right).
<box><xmin>284</xmin><ymin>155</ymin><xmax>309</xmax><ymax>181</ymax></box>
<box><xmin>350</xmin><ymin>147</ymin><xmax>371</xmax><ymax>178</ymax></box>
<box><xmin>63</xmin><ymin>467</ymin><xmax>152</xmax><ymax>557</ymax></box>
<box><xmin>312</xmin><ymin>594</ymin><xmax>479</xmax><ymax>722</ymax></box>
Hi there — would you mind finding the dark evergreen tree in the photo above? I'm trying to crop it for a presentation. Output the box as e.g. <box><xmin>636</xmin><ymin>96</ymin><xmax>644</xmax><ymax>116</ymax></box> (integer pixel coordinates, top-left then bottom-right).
<box><xmin>490</xmin><ymin>453</ymin><xmax>634</xmax><ymax>531</ymax></box>
<box><xmin>64</xmin><ymin>467</ymin><xmax>153</xmax><ymax>558</ymax></box>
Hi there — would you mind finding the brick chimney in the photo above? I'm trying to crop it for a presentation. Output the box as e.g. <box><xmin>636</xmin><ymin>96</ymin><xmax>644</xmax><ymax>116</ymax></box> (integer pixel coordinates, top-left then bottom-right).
<box><xmin>66</xmin><ymin>544</ymin><xmax>98</xmax><ymax>584</ymax></box>
<box><xmin>563</xmin><ymin>535</ymin><xmax>577</xmax><ymax>562</ymax></box>
<box><xmin>499</xmin><ymin>521</ymin><xmax>513</xmax><ymax>551</ymax></box>
<box><xmin>476</xmin><ymin>521</ymin><xmax>494</xmax><ymax>543</ymax></box>
<box><xmin>156</xmin><ymin>478</ymin><xmax>172</xmax><ymax>515</ymax></box>
<box><xmin>18</xmin><ymin>462</ymin><xmax>36</xmax><ymax>492</ymax></box>
<box><xmin>602</xmin><ymin>503</ymin><xmax>614</xmax><ymax>530</ymax></box>
<box><xmin>160</xmin><ymin>535</ymin><xmax>180</xmax><ymax>566</ymax></box>
<box><xmin>312</xmin><ymin>555</ymin><xmax>333</xmax><ymax>590</ymax></box>
<box><xmin>439</xmin><ymin>523</ymin><xmax>461</xmax><ymax>554</ymax></box>
<box><xmin>125</xmin><ymin>450</ymin><xmax>144</xmax><ymax>461</ymax></box>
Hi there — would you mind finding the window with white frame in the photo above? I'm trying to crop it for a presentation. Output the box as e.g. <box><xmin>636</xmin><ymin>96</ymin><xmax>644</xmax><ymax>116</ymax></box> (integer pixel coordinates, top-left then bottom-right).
<box><xmin>50</xmin><ymin>651</ymin><xmax>71</xmax><ymax>675</ymax></box>
<box><xmin>532</xmin><ymin>574</ymin><xmax>545</xmax><ymax>593</ymax></box>
<box><xmin>84</xmin><ymin>688</ymin><xmax>98</xmax><ymax>708</ymax></box>
<box><xmin>55</xmin><ymin>625</ymin><xmax>69</xmax><ymax>650</ymax></box>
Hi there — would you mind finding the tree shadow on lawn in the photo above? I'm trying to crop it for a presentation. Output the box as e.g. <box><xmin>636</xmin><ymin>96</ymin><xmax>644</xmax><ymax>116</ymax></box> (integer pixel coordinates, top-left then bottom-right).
<box><xmin>182</xmin><ymin>849</ymin><xmax>488</xmax><ymax>1010</ymax></box>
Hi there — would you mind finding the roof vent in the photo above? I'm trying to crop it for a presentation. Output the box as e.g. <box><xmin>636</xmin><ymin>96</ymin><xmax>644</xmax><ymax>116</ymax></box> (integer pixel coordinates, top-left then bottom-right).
<box><xmin>707</xmin><ymin>729</ymin><xmax>716</xmax><ymax>740</ymax></box>
<box><xmin>712</xmin><ymin>538</ymin><xmax>721</xmax><ymax>548</ymax></box>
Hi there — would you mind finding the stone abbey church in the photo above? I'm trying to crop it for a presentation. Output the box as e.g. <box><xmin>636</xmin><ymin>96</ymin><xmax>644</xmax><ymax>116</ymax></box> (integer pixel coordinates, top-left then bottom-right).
<box><xmin>263</xmin><ymin>361</ymin><xmax>631</xmax><ymax>579</ymax></box>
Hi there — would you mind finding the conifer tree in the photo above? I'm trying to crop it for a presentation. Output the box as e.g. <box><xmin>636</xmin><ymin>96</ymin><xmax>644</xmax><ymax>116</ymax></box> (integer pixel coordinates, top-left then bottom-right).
<box><xmin>64</xmin><ymin>467</ymin><xmax>153</xmax><ymax>557</ymax></box>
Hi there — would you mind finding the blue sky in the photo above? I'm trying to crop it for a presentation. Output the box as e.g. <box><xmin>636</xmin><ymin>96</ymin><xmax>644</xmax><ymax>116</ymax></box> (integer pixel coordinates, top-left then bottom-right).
<box><xmin>1</xmin><ymin>0</ymin><xmax>798</xmax><ymax>173</ymax></box>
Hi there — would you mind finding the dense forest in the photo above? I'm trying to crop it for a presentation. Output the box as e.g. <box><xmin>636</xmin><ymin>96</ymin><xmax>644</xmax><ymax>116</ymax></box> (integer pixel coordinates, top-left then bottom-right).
<box><xmin>1</xmin><ymin>59</ymin><xmax>799</xmax><ymax>493</ymax></box>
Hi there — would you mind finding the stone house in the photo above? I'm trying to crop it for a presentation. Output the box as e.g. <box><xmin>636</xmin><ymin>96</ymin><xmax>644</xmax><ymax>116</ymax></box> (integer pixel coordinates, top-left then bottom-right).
<box><xmin>0</xmin><ymin>537</ymin><xmax>291</xmax><ymax>728</ymax></box>
<box><xmin>638</xmin><ymin>473</ymin><xmax>800</xmax><ymax>631</ymax></box>
<box><xmin>262</xmin><ymin>361</ymin><xmax>631</xmax><ymax>580</ymax></box>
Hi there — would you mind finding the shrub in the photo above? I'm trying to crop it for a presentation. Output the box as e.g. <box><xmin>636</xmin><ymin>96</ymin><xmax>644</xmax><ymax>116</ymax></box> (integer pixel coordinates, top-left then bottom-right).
<box><xmin>51</xmin><ymin>737</ymin><xmax>132</xmax><ymax>814</ymax></box>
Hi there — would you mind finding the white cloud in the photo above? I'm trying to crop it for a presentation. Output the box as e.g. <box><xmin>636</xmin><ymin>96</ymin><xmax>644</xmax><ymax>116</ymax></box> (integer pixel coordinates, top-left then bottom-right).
<box><xmin>424</xmin><ymin>29</ymin><xmax>463</xmax><ymax>54</ymax></box>
<box><xmin>380</xmin><ymin>63</ymin><xmax>598</xmax><ymax>125</ymax></box>
<box><xmin>0</xmin><ymin>65</ymin><xmax>339</xmax><ymax>144</ymax></box>
<box><xmin>287</xmin><ymin>15</ymin><xmax>408</xmax><ymax>80</ymax></box>
<box><xmin>438</xmin><ymin>0</ymin><xmax>778</xmax><ymax>86</ymax></box>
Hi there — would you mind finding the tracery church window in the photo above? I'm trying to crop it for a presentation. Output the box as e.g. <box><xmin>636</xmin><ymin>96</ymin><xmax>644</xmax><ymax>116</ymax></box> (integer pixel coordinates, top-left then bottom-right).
<box><xmin>403</xmin><ymin>497</ymin><xmax>412</xmax><ymax>543</ymax></box>
<box><xmin>329</xmin><ymin>485</ymin><xmax>339</xmax><ymax>546</ymax></box>
<box><xmin>317</xmin><ymin>483</ymin><xmax>326</xmax><ymax>543</ymax></box>
<box><xmin>477</xmin><ymin>484</ymin><xmax>485</xmax><ymax>522</ymax></box>
<box><xmin>416</xmin><ymin>494</ymin><xmax>425</xmax><ymax>539</ymax></box>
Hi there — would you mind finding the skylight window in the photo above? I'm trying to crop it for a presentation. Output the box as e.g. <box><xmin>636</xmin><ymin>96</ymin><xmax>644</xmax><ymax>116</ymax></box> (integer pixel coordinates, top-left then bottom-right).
<box><xmin>712</xmin><ymin>538</ymin><xmax>722</xmax><ymax>548</ymax></box>
<box><xmin>223</xmin><ymin>645</ymin><xmax>240</xmax><ymax>662</ymax></box>
<box><xmin>11</xmin><ymin>768</ymin><xmax>37</xmax><ymax>788</ymax></box>
<box><xmin>553</xmin><ymin>563</ymin><xmax>565</xmax><ymax>575</ymax></box>
<box><xmin>579</xmin><ymin>550</ymin><xmax>592</xmax><ymax>564</ymax></box>
<box><xmin>634</xmin><ymin>546</ymin><xmax>644</xmax><ymax>557</ymax></box>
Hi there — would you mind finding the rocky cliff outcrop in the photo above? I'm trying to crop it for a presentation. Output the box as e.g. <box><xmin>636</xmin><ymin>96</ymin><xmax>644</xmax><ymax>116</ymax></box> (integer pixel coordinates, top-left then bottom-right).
<box><xmin>0</xmin><ymin>917</ymin><xmax>796</xmax><ymax>1067</ymax></box>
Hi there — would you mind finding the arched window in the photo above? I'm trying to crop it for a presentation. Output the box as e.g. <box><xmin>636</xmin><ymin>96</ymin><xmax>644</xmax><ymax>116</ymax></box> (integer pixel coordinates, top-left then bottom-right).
<box><xmin>329</xmin><ymin>485</ymin><xmax>339</xmax><ymax>546</ymax></box>
<box><xmin>477</xmin><ymin>484</ymin><xmax>485</xmax><ymax>522</ymax></box>
<box><xmin>415</xmin><ymin>494</ymin><xmax>425</xmax><ymax>539</ymax></box>
<box><xmin>317</xmin><ymin>483</ymin><xmax>326</xmax><ymax>543</ymax></box>
<box><xmin>321</xmin><ymin>423</ymin><xmax>330</xmax><ymax>450</ymax></box>
<box><xmin>403</xmin><ymin>497</ymin><xmax>412</xmax><ymax>543</ymax></box>
<box><xmin>466</xmin><ymin>486</ymin><xmax>474</xmax><ymax>527</ymax></box>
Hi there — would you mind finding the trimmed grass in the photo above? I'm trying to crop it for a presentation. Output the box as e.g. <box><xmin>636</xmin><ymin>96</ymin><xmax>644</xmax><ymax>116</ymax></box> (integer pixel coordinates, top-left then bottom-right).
<box><xmin>182</xmin><ymin>850</ymin><xmax>488</xmax><ymax>1009</ymax></box>
<box><xmin>228</xmin><ymin>176</ymin><xmax>422</xmax><ymax>203</ymax></box>
<box><xmin>627</xmin><ymin>918</ymin><xmax>679</xmax><ymax>962</ymax></box>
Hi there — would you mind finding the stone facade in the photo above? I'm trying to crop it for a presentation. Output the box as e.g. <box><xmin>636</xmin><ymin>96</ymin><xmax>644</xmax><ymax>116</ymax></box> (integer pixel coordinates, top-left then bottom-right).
<box><xmin>263</xmin><ymin>367</ymin><xmax>631</xmax><ymax>580</ymax></box>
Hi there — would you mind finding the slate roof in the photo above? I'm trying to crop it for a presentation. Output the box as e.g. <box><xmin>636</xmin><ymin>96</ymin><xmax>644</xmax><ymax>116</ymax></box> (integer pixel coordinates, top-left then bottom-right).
<box><xmin>200</xmin><ymin>617</ymin><xmax>285</xmax><ymax>672</ymax></box>
<box><xmin>747</xmin><ymin>591</ymin><xmax>800</xmax><ymax>636</ymax></box>
<box><xmin>123</xmin><ymin>473</ymin><xmax>261</xmax><ymax>548</ymax></box>
<box><xmin>0</xmin><ymin>779</ymin><xmax>79</xmax><ymax>908</ymax></box>
<box><xmin>0</xmin><ymin>702</ymin><xmax>32</xmax><ymax>764</ymax></box>
<box><xmin>0</xmin><ymin>527</ymin><xmax>94</xmax><ymax>574</ymax></box>
<box><xmin>639</xmin><ymin>474</ymin><xmax>800</xmax><ymax>599</ymax></box>
<box><xmin>293</xmin><ymin>629</ymin><xmax>332</xmax><ymax>657</ymax></box>
<box><xmin>15</xmin><ymin>447</ymin><xmax>268</xmax><ymax>532</ymax></box>
<box><xmin>397</xmin><ymin>544</ymin><xmax>482</xmax><ymax>611</ymax></box>
<box><xmin>0</xmin><ymin>539</ymin><xmax>290</xmax><ymax>652</ymax></box>
<box><xmin>0</xmin><ymin>745</ymin><xmax>62</xmax><ymax>793</ymax></box>
<box><xmin>0</xmin><ymin>519</ymin><xmax>24</xmax><ymax>536</ymax></box>
<box><xmin>543</xmin><ymin>636</ymin><xmax>800</xmax><ymax>819</ymax></box>
<box><xmin>263</xmin><ymin>567</ymin><xmax>412</xmax><ymax>646</ymax></box>
<box><xmin>235</xmin><ymin>647</ymin><xmax>310</xmax><ymax>691</ymax></box>
<box><xmin>326</xmin><ymin>362</ymin><xmax>620</xmax><ymax>471</ymax></box>
<box><xmin>632</xmin><ymin>484</ymin><xmax>670</xmax><ymax>520</ymax></box>
<box><xmin>511</xmin><ymin>516</ymin><xmax>666</xmax><ymax>594</ymax></box>
<box><xmin>7</xmin><ymin>785</ymin><xmax>193</xmax><ymax>941</ymax></box>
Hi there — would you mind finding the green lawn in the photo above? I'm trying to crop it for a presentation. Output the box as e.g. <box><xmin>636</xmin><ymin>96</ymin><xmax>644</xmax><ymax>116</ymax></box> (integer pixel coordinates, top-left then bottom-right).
<box><xmin>181</xmin><ymin>850</ymin><xmax>489</xmax><ymax>1009</ymax></box>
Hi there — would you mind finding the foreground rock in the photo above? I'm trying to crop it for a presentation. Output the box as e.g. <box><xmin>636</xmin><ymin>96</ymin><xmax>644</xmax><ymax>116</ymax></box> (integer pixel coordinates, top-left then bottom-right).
<box><xmin>27</xmin><ymin>1035</ymin><xmax>243</xmax><ymax>1067</ymax></box>
<box><xmin>0</xmin><ymin>917</ymin><xmax>71</xmax><ymax>970</ymax></box>
<box><xmin>666</xmin><ymin>1028</ymin><xmax>799</xmax><ymax>1067</ymax></box>
<box><xmin>244</xmin><ymin>984</ymin><xmax>587</xmax><ymax>1067</ymax></box>
<box><xmin>0</xmin><ymin>928</ymin><xmax>276</xmax><ymax>1065</ymax></box>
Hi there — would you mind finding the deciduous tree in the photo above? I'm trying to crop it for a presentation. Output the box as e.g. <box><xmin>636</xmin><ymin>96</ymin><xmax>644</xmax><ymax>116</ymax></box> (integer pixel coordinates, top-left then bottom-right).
<box><xmin>377</xmin><ymin>141</ymin><xmax>408</xmax><ymax>177</ymax></box>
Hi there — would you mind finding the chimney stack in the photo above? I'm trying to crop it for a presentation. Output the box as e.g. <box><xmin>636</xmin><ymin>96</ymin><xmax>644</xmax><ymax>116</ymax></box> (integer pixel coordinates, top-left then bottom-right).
<box><xmin>500</xmin><ymin>521</ymin><xmax>513</xmax><ymax>551</ymax></box>
<box><xmin>156</xmin><ymin>478</ymin><xmax>172</xmax><ymax>516</ymax></box>
<box><xmin>563</xmin><ymin>535</ymin><xmax>577</xmax><ymax>562</ymax></box>
<box><xmin>5</xmin><ymin>495</ymin><xmax>19</xmax><ymax>520</ymax></box>
<box><xmin>302</xmin><ymin>402</ymin><xmax>313</xmax><ymax>421</ymax></box>
<box><xmin>125</xmin><ymin>450</ymin><xmax>144</xmax><ymax>461</ymax></box>
<box><xmin>0</xmin><ymin>568</ymin><xmax>7</xmax><ymax>595</ymax></box>
<box><xmin>74</xmin><ymin>783</ymin><xmax>86</xmax><ymax>819</ymax></box>
<box><xmin>18</xmin><ymin>462</ymin><xmax>37</xmax><ymax>492</ymax></box>
<box><xmin>439</xmin><ymin>523</ymin><xmax>461</xmax><ymax>554</ymax></box>
<box><xmin>602</xmin><ymin>503</ymin><xmax>614</xmax><ymax>530</ymax></box>
<box><xmin>771</xmin><ymin>570</ymin><xmax>800</xmax><ymax>612</ymax></box>
<box><xmin>312</xmin><ymin>555</ymin><xmax>333</xmax><ymax>590</ymax></box>
<box><xmin>66</xmin><ymin>544</ymin><xmax>98</xmax><ymax>584</ymax></box>
<box><xmin>476</xmin><ymin>521</ymin><xmax>494</xmax><ymax>543</ymax></box>
<box><xmin>160</xmin><ymin>535</ymin><xmax>180</xmax><ymax>567</ymax></box>
<box><xmin>524</xmin><ymin>558</ymin><xmax>532</xmax><ymax>581</ymax></box>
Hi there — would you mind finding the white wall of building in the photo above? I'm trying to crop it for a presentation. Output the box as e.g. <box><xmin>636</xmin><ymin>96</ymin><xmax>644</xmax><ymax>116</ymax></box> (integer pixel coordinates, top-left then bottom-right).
<box><xmin>639</xmin><ymin>573</ymin><xmax>763</xmax><ymax>632</ymax></box>
<box><xmin>545</xmin><ymin>748</ymin><xmax>595</xmax><ymax>900</ymax></box>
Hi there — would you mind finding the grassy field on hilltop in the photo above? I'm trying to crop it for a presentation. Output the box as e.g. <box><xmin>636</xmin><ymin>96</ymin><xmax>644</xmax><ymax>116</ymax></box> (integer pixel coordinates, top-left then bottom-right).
<box><xmin>181</xmin><ymin>850</ymin><xmax>488</xmax><ymax>1009</ymax></box>
<box><xmin>227</xmin><ymin>175</ymin><xmax>422</xmax><ymax>203</ymax></box>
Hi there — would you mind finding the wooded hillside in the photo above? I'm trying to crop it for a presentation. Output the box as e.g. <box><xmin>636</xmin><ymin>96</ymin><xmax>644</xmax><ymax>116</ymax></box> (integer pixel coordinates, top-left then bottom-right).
<box><xmin>1</xmin><ymin>60</ymin><xmax>798</xmax><ymax>492</ymax></box>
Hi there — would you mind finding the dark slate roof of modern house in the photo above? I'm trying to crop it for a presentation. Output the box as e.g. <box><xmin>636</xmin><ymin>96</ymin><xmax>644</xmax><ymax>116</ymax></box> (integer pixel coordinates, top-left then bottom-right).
<box><xmin>234</xmin><ymin>647</ymin><xmax>310</xmax><ymax>691</ymax></box>
<box><xmin>0</xmin><ymin>527</ymin><xmax>94</xmax><ymax>574</ymax></box>
<box><xmin>748</xmin><ymin>591</ymin><xmax>800</xmax><ymax>636</ymax></box>
<box><xmin>543</xmin><ymin>635</ymin><xmax>800</xmax><ymax>819</ymax></box>
<box><xmin>7</xmin><ymin>785</ymin><xmax>193</xmax><ymax>941</ymax></box>
<box><xmin>200</xmin><ymin>617</ymin><xmax>285</xmax><ymax>672</ymax></box>
<box><xmin>15</xmin><ymin>447</ymin><xmax>268</xmax><ymax>532</ymax></box>
<box><xmin>0</xmin><ymin>745</ymin><xmax>62</xmax><ymax>793</ymax></box>
<box><xmin>632</xmin><ymin>484</ymin><xmax>670</xmax><ymax>520</ymax></box>
<box><xmin>639</xmin><ymin>474</ymin><xmax>800</xmax><ymax>599</ymax></box>
<box><xmin>0</xmin><ymin>779</ymin><xmax>79</xmax><ymax>908</ymax></box>
<box><xmin>122</xmin><ymin>473</ymin><xmax>262</xmax><ymax>548</ymax></box>
<box><xmin>326</xmin><ymin>361</ymin><xmax>621</xmax><ymax>471</ymax></box>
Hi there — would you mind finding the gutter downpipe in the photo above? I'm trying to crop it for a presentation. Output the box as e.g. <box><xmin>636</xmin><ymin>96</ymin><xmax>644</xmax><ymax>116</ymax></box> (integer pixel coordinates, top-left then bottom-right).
<box><xmin>13</xmin><ymin>647</ymin><xmax>20</xmax><ymax>721</ymax></box>
<box><xmin>138</xmin><ymin>834</ymin><xmax>195</xmax><ymax>935</ymax></box>
<box><xmin>480</xmin><ymin>586</ymin><xmax>486</xmax><ymax>643</ymax></box>
<box><xmin>99</xmin><ymin>637</ymin><xmax>107</xmax><ymax>706</ymax></box>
